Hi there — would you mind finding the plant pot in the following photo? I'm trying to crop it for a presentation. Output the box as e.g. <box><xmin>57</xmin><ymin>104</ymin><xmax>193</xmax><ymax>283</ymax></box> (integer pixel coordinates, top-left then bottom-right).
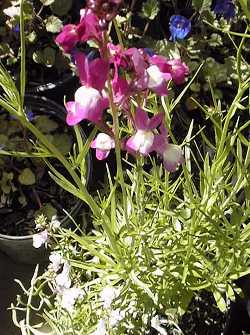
<box><xmin>0</xmin><ymin>95</ymin><xmax>92</xmax><ymax>264</ymax></box>
<box><xmin>223</xmin><ymin>275</ymin><xmax>250</xmax><ymax>335</ymax></box>
<box><xmin>26</xmin><ymin>72</ymin><xmax>80</xmax><ymax>104</ymax></box>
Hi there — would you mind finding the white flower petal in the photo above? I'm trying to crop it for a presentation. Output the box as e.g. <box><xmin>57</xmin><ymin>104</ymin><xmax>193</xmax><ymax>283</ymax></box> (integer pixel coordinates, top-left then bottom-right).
<box><xmin>32</xmin><ymin>230</ymin><xmax>48</xmax><ymax>249</ymax></box>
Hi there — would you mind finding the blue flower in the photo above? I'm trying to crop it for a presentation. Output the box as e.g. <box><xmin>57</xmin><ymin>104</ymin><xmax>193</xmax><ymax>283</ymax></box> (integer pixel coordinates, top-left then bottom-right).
<box><xmin>169</xmin><ymin>15</ymin><xmax>191</xmax><ymax>42</ymax></box>
<box><xmin>213</xmin><ymin>0</ymin><xmax>236</xmax><ymax>20</ymax></box>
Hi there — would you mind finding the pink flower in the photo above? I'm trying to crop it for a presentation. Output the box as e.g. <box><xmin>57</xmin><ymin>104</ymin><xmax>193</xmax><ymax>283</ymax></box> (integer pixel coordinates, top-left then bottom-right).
<box><xmin>55</xmin><ymin>24</ymin><xmax>79</xmax><ymax>53</ymax></box>
<box><xmin>65</xmin><ymin>87</ymin><xmax>108</xmax><ymax>126</ymax></box>
<box><xmin>78</xmin><ymin>9</ymin><xmax>102</xmax><ymax>43</ymax></box>
<box><xmin>75</xmin><ymin>52</ymin><xmax>109</xmax><ymax>91</ymax></box>
<box><xmin>165</xmin><ymin>58</ymin><xmax>189</xmax><ymax>85</ymax></box>
<box><xmin>91</xmin><ymin>133</ymin><xmax>115</xmax><ymax>160</ymax></box>
<box><xmin>55</xmin><ymin>10</ymin><xmax>102</xmax><ymax>54</ymax></box>
<box><xmin>146</xmin><ymin>65</ymin><xmax>171</xmax><ymax>96</ymax></box>
<box><xmin>126</xmin><ymin>108</ymin><xmax>163</xmax><ymax>156</ymax></box>
<box><xmin>150</xmin><ymin>55</ymin><xmax>189</xmax><ymax>85</ymax></box>
<box><xmin>153</xmin><ymin>124</ymin><xmax>184</xmax><ymax>172</ymax></box>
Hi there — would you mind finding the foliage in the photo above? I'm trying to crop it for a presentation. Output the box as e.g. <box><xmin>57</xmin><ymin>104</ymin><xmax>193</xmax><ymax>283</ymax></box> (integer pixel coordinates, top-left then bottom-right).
<box><xmin>0</xmin><ymin>0</ymin><xmax>249</xmax><ymax>334</ymax></box>
<box><xmin>0</xmin><ymin>0</ymin><xmax>74</xmax><ymax>82</ymax></box>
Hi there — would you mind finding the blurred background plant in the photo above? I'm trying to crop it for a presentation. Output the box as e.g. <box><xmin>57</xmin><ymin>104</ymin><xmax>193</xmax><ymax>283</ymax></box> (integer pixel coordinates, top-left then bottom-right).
<box><xmin>0</xmin><ymin>0</ymin><xmax>81</xmax><ymax>89</ymax></box>
<box><xmin>0</xmin><ymin>0</ymin><xmax>249</xmax><ymax>334</ymax></box>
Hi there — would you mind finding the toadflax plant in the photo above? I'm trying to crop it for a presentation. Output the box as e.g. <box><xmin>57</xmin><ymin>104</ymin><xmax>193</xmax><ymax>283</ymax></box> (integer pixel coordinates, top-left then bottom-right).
<box><xmin>2</xmin><ymin>0</ymin><xmax>250</xmax><ymax>335</ymax></box>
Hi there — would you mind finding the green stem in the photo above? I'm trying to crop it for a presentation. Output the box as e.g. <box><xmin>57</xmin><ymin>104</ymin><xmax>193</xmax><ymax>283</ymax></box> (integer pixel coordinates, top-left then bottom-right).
<box><xmin>104</xmin><ymin>32</ymin><xmax>128</xmax><ymax>226</ymax></box>
<box><xmin>20</xmin><ymin>0</ymin><xmax>26</xmax><ymax>109</ymax></box>
<box><xmin>114</xmin><ymin>18</ymin><xmax>124</xmax><ymax>49</ymax></box>
<box><xmin>235</xmin><ymin>27</ymin><xmax>248</xmax><ymax>86</ymax></box>
<box><xmin>216</xmin><ymin>83</ymin><xmax>248</xmax><ymax>159</ymax></box>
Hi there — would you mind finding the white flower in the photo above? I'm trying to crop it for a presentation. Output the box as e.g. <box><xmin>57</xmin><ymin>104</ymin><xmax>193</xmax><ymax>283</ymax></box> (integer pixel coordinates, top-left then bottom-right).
<box><xmin>3</xmin><ymin>6</ymin><xmax>20</xmax><ymax>17</ymax></box>
<box><xmin>109</xmin><ymin>309</ymin><xmax>124</xmax><ymax>328</ymax></box>
<box><xmin>91</xmin><ymin>319</ymin><xmax>107</xmax><ymax>335</ymax></box>
<box><xmin>55</xmin><ymin>262</ymin><xmax>71</xmax><ymax>291</ymax></box>
<box><xmin>49</xmin><ymin>252</ymin><xmax>63</xmax><ymax>272</ymax></box>
<box><xmin>100</xmin><ymin>286</ymin><xmax>119</xmax><ymax>309</ymax></box>
<box><xmin>50</xmin><ymin>215</ymin><xmax>61</xmax><ymax>229</ymax></box>
<box><xmin>32</xmin><ymin>230</ymin><xmax>48</xmax><ymax>248</ymax></box>
<box><xmin>61</xmin><ymin>287</ymin><xmax>84</xmax><ymax>313</ymax></box>
<box><xmin>151</xmin><ymin>315</ymin><xmax>168</xmax><ymax>335</ymax></box>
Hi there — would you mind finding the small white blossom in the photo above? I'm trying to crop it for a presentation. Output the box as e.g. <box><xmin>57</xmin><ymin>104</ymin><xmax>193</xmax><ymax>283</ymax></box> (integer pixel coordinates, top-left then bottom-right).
<box><xmin>91</xmin><ymin>319</ymin><xmax>107</xmax><ymax>335</ymax></box>
<box><xmin>60</xmin><ymin>287</ymin><xmax>84</xmax><ymax>313</ymax></box>
<box><xmin>100</xmin><ymin>286</ymin><xmax>119</xmax><ymax>309</ymax></box>
<box><xmin>32</xmin><ymin>230</ymin><xmax>48</xmax><ymax>248</ymax></box>
<box><xmin>50</xmin><ymin>215</ymin><xmax>61</xmax><ymax>229</ymax></box>
<box><xmin>109</xmin><ymin>309</ymin><xmax>124</xmax><ymax>328</ymax></box>
<box><xmin>49</xmin><ymin>252</ymin><xmax>63</xmax><ymax>272</ymax></box>
<box><xmin>3</xmin><ymin>6</ymin><xmax>20</xmax><ymax>17</ymax></box>
<box><xmin>55</xmin><ymin>262</ymin><xmax>71</xmax><ymax>290</ymax></box>
<box><xmin>151</xmin><ymin>315</ymin><xmax>168</xmax><ymax>335</ymax></box>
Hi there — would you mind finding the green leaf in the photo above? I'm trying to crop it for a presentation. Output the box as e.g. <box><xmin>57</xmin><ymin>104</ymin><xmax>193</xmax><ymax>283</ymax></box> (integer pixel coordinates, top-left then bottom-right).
<box><xmin>52</xmin><ymin>133</ymin><xmax>72</xmax><ymax>155</ymax></box>
<box><xmin>213</xmin><ymin>290</ymin><xmax>227</xmax><ymax>312</ymax></box>
<box><xmin>18</xmin><ymin>168</ymin><xmax>36</xmax><ymax>185</ymax></box>
<box><xmin>141</xmin><ymin>0</ymin><xmax>159</xmax><ymax>20</ymax></box>
<box><xmin>45</xmin><ymin>15</ymin><xmax>63</xmax><ymax>33</ymax></box>
<box><xmin>35</xmin><ymin>115</ymin><xmax>58</xmax><ymax>133</ymax></box>
<box><xmin>192</xmin><ymin>0</ymin><xmax>212</xmax><ymax>13</ymax></box>
<box><xmin>50</xmin><ymin>0</ymin><xmax>72</xmax><ymax>16</ymax></box>
<box><xmin>43</xmin><ymin>47</ymin><xmax>56</xmax><ymax>67</ymax></box>
<box><xmin>40</xmin><ymin>0</ymin><xmax>55</xmax><ymax>5</ymax></box>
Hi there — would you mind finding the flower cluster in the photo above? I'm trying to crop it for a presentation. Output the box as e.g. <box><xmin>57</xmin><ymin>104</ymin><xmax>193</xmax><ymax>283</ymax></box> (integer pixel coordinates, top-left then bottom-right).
<box><xmin>55</xmin><ymin>5</ymin><xmax>189</xmax><ymax>172</ymax></box>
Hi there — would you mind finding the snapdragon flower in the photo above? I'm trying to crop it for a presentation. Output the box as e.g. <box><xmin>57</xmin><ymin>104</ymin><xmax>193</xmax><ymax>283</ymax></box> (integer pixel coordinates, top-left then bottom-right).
<box><xmin>91</xmin><ymin>133</ymin><xmax>115</xmax><ymax>160</ymax></box>
<box><xmin>32</xmin><ymin>230</ymin><xmax>48</xmax><ymax>249</ymax></box>
<box><xmin>100</xmin><ymin>286</ymin><xmax>119</xmax><ymax>308</ymax></box>
<box><xmin>55</xmin><ymin>262</ymin><xmax>71</xmax><ymax>290</ymax></box>
<box><xmin>60</xmin><ymin>287</ymin><xmax>84</xmax><ymax>312</ymax></box>
<box><xmin>56</xmin><ymin>9</ymin><xmax>102</xmax><ymax>54</ymax></box>
<box><xmin>126</xmin><ymin>108</ymin><xmax>163</xmax><ymax>156</ymax></box>
<box><xmin>91</xmin><ymin>319</ymin><xmax>107</xmax><ymax>335</ymax></box>
<box><xmin>153</xmin><ymin>124</ymin><xmax>184</xmax><ymax>172</ymax></box>
<box><xmin>65</xmin><ymin>53</ymin><xmax>109</xmax><ymax>126</ymax></box>
<box><xmin>150</xmin><ymin>55</ymin><xmax>189</xmax><ymax>85</ymax></box>
<box><xmin>49</xmin><ymin>252</ymin><xmax>64</xmax><ymax>272</ymax></box>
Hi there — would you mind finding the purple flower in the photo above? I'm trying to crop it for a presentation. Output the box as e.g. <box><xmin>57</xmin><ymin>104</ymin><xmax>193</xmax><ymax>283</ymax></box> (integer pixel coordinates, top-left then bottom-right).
<box><xmin>169</xmin><ymin>15</ymin><xmax>191</xmax><ymax>41</ymax></box>
<box><xmin>213</xmin><ymin>0</ymin><xmax>235</xmax><ymax>20</ymax></box>
<box><xmin>91</xmin><ymin>133</ymin><xmax>115</xmax><ymax>160</ymax></box>
<box><xmin>153</xmin><ymin>124</ymin><xmax>184</xmax><ymax>172</ymax></box>
<box><xmin>126</xmin><ymin>108</ymin><xmax>163</xmax><ymax>156</ymax></box>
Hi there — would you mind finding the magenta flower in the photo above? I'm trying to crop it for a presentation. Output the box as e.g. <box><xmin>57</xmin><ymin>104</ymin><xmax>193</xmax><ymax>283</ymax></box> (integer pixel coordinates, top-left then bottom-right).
<box><xmin>56</xmin><ymin>10</ymin><xmax>102</xmax><ymax>54</ymax></box>
<box><xmin>55</xmin><ymin>24</ymin><xmax>79</xmax><ymax>53</ymax></box>
<box><xmin>75</xmin><ymin>52</ymin><xmax>109</xmax><ymax>91</ymax></box>
<box><xmin>65</xmin><ymin>87</ymin><xmax>108</xmax><ymax>126</ymax></box>
<box><xmin>153</xmin><ymin>124</ymin><xmax>184</xmax><ymax>172</ymax></box>
<box><xmin>65</xmin><ymin>52</ymin><xmax>109</xmax><ymax>126</ymax></box>
<box><xmin>146</xmin><ymin>65</ymin><xmax>172</xmax><ymax>96</ymax></box>
<box><xmin>150</xmin><ymin>55</ymin><xmax>189</xmax><ymax>85</ymax></box>
<box><xmin>164</xmin><ymin>59</ymin><xmax>189</xmax><ymax>85</ymax></box>
<box><xmin>126</xmin><ymin>108</ymin><xmax>163</xmax><ymax>156</ymax></box>
<box><xmin>78</xmin><ymin>9</ymin><xmax>102</xmax><ymax>43</ymax></box>
<box><xmin>91</xmin><ymin>133</ymin><xmax>115</xmax><ymax>160</ymax></box>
